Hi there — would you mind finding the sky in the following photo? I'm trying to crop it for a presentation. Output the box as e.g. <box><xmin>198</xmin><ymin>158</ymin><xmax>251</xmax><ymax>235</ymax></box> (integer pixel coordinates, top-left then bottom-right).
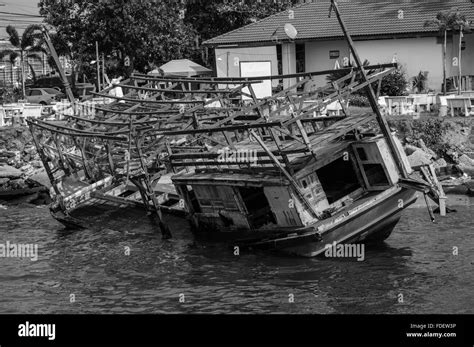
<box><xmin>0</xmin><ymin>0</ymin><xmax>42</xmax><ymax>39</ymax></box>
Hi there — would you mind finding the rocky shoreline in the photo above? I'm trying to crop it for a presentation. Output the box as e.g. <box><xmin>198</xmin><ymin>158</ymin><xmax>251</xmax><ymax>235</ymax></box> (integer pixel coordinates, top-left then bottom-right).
<box><xmin>386</xmin><ymin>116</ymin><xmax>474</xmax><ymax>197</ymax></box>
<box><xmin>0</xmin><ymin>127</ymin><xmax>51</xmax><ymax>206</ymax></box>
<box><xmin>1</xmin><ymin>117</ymin><xmax>473</xmax><ymax>207</ymax></box>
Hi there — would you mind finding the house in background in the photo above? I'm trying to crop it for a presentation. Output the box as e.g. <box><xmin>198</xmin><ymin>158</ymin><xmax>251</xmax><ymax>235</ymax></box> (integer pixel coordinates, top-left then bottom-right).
<box><xmin>203</xmin><ymin>0</ymin><xmax>474</xmax><ymax>94</ymax></box>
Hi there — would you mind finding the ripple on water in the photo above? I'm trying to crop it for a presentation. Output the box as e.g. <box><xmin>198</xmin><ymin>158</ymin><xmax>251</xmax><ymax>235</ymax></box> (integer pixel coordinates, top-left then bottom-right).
<box><xmin>0</xmin><ymin>203</ymin><xmax>473</xmax><ymax>314</ymax></box>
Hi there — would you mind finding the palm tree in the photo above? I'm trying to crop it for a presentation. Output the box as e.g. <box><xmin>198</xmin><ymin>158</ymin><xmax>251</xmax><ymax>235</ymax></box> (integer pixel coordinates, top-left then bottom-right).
<box><xmin>424</xmin><ymin>10</ymin><xmax>470</xmax><ymax>95</ymax></box>
<box><xmin>0</xmin><ymin>24</ymin><xmax>46</xmax><ymax>98</ymax></box>
<box><xmin>424</xmin><ymin>12</ymin><xmax>449</xmax><ymax>95</ymax></box>
<box><xmin>450</xmin><ymin>11</ymin><xmax>470</xmax><ymax>95</ymax></box>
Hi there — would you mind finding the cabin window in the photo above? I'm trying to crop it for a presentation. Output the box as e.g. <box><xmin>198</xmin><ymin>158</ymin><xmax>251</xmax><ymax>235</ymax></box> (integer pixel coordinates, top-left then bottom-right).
<box><xmin>193</xmin><ymin>185</ymin><xmax>238</xmax><ymax>212</ymax></box>
<box><xmin>362</xmin><ymin>164</ymin><xmax>390</xmax><ymax>186</ymax></box>
<box><xmin>316</xmin><ymin>156</ymin><xmax>362</xmax><ymax>205</ymax></box>
<box><xmin>357</xmin><ymin>147</ymin><xmax>368</xmax><ymax>161</ymax></box>
<box><xmin>238</xmin><ymin>187</ymin><xmax>275</xmax><ymax>229</ymax></box>
<box><xmin>301</xmin><ymin>179</ymin><xmax>308</xmax><ymax>189</ymax></box>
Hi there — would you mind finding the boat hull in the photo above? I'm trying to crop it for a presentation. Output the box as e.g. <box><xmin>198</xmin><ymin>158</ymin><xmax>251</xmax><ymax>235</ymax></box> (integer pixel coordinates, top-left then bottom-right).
<box><xmin>50</xmin><ymin>185</ymin><xmax>417</xmax><ymax>259</ymax></box>
<box><xmin>190</xmin><ymin>186</ymin><xmax>417</xmax><ymax>257</ymax></box>
<box><xmin>274</xmin><ymin>187</ymin><xmax>417</xmax><ymax>257</ymax></box>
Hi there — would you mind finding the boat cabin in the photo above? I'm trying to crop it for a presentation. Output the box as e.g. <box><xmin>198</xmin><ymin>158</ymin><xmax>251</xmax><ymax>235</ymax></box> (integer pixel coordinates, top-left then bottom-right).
<box><xmin>172</xmin><ymin>134</ymin><xmax>410</xmax><ymax>233</ymax></box>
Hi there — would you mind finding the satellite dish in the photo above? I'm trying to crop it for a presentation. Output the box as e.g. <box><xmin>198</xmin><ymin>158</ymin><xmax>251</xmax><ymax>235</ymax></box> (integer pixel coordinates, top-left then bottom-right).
<box><xmin>284</xmin><ymin>23</ymin><xmax>298</xmax><ymax>40</ymax></box>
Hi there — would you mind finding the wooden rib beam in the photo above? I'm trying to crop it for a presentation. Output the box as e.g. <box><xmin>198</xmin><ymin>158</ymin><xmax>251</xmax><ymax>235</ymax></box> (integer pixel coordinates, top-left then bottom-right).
<box><xmin>91</xmin><ymin>92</ymin><xmax>206</xmax><ymax>104</ymax></box>
<box><xmin>131</xmin><ymin>64</ymin><xmax>396</xmax><ymax>83</ymax></box>
<box><xmin>116</xmin><ymin>83</ymin><xmax>236</xmax><ymax>94</ymax></box>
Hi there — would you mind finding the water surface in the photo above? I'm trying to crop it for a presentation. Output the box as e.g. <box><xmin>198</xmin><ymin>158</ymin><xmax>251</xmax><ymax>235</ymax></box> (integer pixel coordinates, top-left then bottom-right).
<box><xmin>0</xmin><ymin>200</ymin><xmax>472</xmax><ymax>314</ymax></box>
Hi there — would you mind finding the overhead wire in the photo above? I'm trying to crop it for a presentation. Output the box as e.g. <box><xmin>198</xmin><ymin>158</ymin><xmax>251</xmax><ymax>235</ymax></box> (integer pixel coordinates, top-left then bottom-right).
<box><xmin>0</xmin><ymin>11</ymin><xmax>42</xmax><ymax>18</ymax></box>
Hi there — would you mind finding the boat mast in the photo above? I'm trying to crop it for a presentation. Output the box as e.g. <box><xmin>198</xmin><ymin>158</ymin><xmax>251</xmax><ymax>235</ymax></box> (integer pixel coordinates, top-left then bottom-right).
<box><xmin>329</xmin><ymin>0</ymin><xmax>409</xmax><ymax>179</ymax></box>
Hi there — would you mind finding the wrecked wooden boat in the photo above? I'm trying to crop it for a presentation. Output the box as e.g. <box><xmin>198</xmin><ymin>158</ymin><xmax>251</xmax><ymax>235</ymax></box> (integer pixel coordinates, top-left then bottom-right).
<box><xmin>158</xmin><ymin>0</ymin><xmax>445</xmax><ymax>256</ymax></box>
<box><xmin>25</xmin><ymin>1</ymin><xmax>445</xmax><ymax>257</ymax></box>
<box><xmin>168</xmin><ymin>114</ymin><xmax>419</xmax><ymax>256</ymax></box>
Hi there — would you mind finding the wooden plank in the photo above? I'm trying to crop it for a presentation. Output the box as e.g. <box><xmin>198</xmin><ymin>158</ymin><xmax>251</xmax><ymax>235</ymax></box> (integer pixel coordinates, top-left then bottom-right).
<box><xmin>116</xmin><ymin>83</ymin><xmax>236</xmax><ymax>94</ymax></box>
<box><xmin>153</xmin><ymin>121</ymin><xmax>283</xmax><ymax>135</ymax></box>
<box><xmin>283</xmin><ymin>113</ymin><xmax>375</xmax><ymax>152</ymax></box>
<box><xmin>91</xmin><ymin>191</ymin><xmax>144</xmax><ymax>207</ymax></box>
<box><xmin>132</xmin><ymin>63</ymin><xmax>396</xmax><ymax>83</ymax></box>
<box><xmin>91</xmin><ymin>92</ymin><xmax>206</xmax><ymax>105</ymax></box>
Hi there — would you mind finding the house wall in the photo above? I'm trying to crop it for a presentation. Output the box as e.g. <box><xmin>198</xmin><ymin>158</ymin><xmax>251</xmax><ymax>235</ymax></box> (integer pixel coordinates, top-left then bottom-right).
<box><xmin>214</xmin><ymin>34</ymin><xmax>472</xmax><ymax>93</ymax></box>
<box><xmin>215</xmin><ymin>46</ymin><xmax>279</xmax><ymax>87</ymax></box>
<box><xmin>353</xmin><ymin>37</ymin><xmax>443</xmax><ymax>91</ymax></box>
<box><xmin>305</xmin><ymin>39</ymin><xmax>350</xmax><ymax>90</ymax></box>
<box><xmin>304</xmin><ymin>37</ymin><xmax>445</xmax><ymax>91</ymax></box>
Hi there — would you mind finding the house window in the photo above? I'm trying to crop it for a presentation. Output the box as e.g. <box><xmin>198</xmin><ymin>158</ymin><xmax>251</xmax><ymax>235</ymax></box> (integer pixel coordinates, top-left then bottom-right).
<box><xmin>296</xmin><ymin>43</ymin><xmax>305</xmax><ymax>73</ymax></box>
<box><xmin>276</xmin><ymin>44</ymin><xmax>283</xmax><ymax>75</ymax></box>
<box><xmin>329</xmin><ymin>50</ymin><xmax>340</xmax><ymax>59</ymax></box>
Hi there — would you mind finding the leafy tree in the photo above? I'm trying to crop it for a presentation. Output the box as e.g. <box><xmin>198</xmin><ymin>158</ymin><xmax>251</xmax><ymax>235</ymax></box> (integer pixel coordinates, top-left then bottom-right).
<box><xmin>39</xmin><ymin>0</ymin><xmax>200</xmax><ymax>79</ymax></box>
<box><xmin>184</xmin><ymin>0</ymin><xmax>299</xmax><ymax>43</ymax></box>
<box><xmin>0</xmin><ymin>24</ymin><xmax>46</xmax><ymax>98</ymax></box>
<box><xmin>379</xmin><ymin>69</ymin><xmax>408</xmax><ymax>96</ymax></box>
<box><xmin>424</xmin><ymin>10</ymin><xmax>471</xmax><ymax>95</ymax></box>
<box><xmin>38</xmin><ymin>0</ymin><xmax>299</xmax><ymax>81</ymax></box>
<box><xmin>184</xmin><ymin>0</ymin><xmax>299</xmax><ymax>65</ymax></box>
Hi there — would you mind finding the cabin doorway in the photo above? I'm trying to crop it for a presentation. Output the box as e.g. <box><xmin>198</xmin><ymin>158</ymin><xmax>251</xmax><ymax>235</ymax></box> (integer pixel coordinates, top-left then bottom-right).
<box><xmin>238</xmin><ymin>187</ymin><xmax>275</xmax><ymax>229</ymax></box>
<box><xmin>316</xmin><ymin>156</ymin><xmax>362</xmax><ymax>204</ymax></box>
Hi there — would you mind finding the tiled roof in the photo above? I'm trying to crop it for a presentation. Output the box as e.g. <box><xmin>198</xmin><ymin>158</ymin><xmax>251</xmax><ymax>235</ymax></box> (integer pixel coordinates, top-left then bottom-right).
<box><xmin>204</xmin><ymin>0</ymin><xmax>474</xmax><ymax>46</ymax></box>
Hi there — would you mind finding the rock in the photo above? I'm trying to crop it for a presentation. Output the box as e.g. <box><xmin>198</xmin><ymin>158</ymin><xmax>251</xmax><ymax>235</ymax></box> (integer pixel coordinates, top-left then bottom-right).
<box><xmin>443</xmin><ymin>185</ymin><xmax>469</xmax><ymax>195</ymax></box>
<box><xmin>433</xmin><ymin>158</ymin><xmax>447</xmax><ymax>169</ymax></box>
<box><xmin>457</xmin><ymin>154</ymin><xmax>474</xmax><ymax>176</ymax></box>
<box><xmin>30</xmin><ymin>191</ymin><xmax>52</xmax><ymax>205</ymax></box>
<box><xmin>458</xmin><ymin>154</ymin><xmax>474</xmax><ymax>166</ymax></box>
<box><xmin>31</xmin><ymin>160</ymin><xmax>43</xmax><ymax>169</ymax></box>
<box><xmin>0</xmin><ymin>165</ymin><xmax>22</xmax><ymax>178</ymax></box>
<box><xmin>9</xmin><ymin>178</ymin><xmax>28</xmax><ymax>190</ymax></box>
<box><xmin>404</xmin><ymin>144</ymin><xmax>420</xmax><ymax>156</ymax></box>
<box><xmin>10</xmin><ymin>139</ymin><xmax>24</xmax><ymax>152</ymax></box>
<box><xmin>458</xmin><ymin>165</ymin><xmax>474</xmax><ymax>177</ymax></box>
<box><xmin>0</xmin><ymin>150</ymin><xmax>16</xmax><ymax>158</ymax></box>
<box><xmin>24</xmin><ymin>146</ymin><xmax>36</xmax><ymax>156</ymax></box>
<box><xmin>407</xmin><ymin>149</ymin><xmax>433</xmax><ymax>167</ymax></box>
<box><xmin>465</xmin><ymin>180</ymin><xmax>474</xmax><ymax>197</ymax></box>
<box><xmin>20</xmin><ymin>163</ymin><xmax>34</xmax><ymax>172</ymax></box>
<box><xmin>29</xmin><ymin>170</ymin><xmax>51</xmax><ymax>189</ymax></box>
<box><xmin>418</xmin><ymin>139</ymin><xmax>437</xmax><ymax>159</ymax></box>
<box><xmin>0</xmin><ymin>178</ymin><xmax>9</xmax><ymax>185</ymax></box>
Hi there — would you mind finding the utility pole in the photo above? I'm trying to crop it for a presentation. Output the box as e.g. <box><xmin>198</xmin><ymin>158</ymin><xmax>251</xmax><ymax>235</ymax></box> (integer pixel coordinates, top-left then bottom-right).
<box><xmin>101</xmin><ymin>52</ymin><xmax>105</xmax><ymax>88</ymax></box>
<box><xmin>458</xmin><ymin>25</ymin><xmax>463</xmax><ymax>95</ymax></box>
<box><xmin>41</xmin><ymin>27</ymin><xmax>75</xmax><ymax>103</ymax></box>
<box><xmin>329</xmin><ymin>0</ymin><xmax>408</xmax><ymax>179</ymax></box>
<box><xmin>96</xmin><ymin>41</ymin><xmax>101</xmax><ymax>91</ymax></box>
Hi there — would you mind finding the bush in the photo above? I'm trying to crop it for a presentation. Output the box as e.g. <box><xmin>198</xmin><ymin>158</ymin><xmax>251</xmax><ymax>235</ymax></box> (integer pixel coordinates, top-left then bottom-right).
<box><xmin>348</xmin><ymin>94</ymin><xmax>370</xmax><ymax>107</ymax></box>
<box><xmin>380</xmin><ymin>69</ymin><xmax>408</xmax><ymax>96</ymax></box>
